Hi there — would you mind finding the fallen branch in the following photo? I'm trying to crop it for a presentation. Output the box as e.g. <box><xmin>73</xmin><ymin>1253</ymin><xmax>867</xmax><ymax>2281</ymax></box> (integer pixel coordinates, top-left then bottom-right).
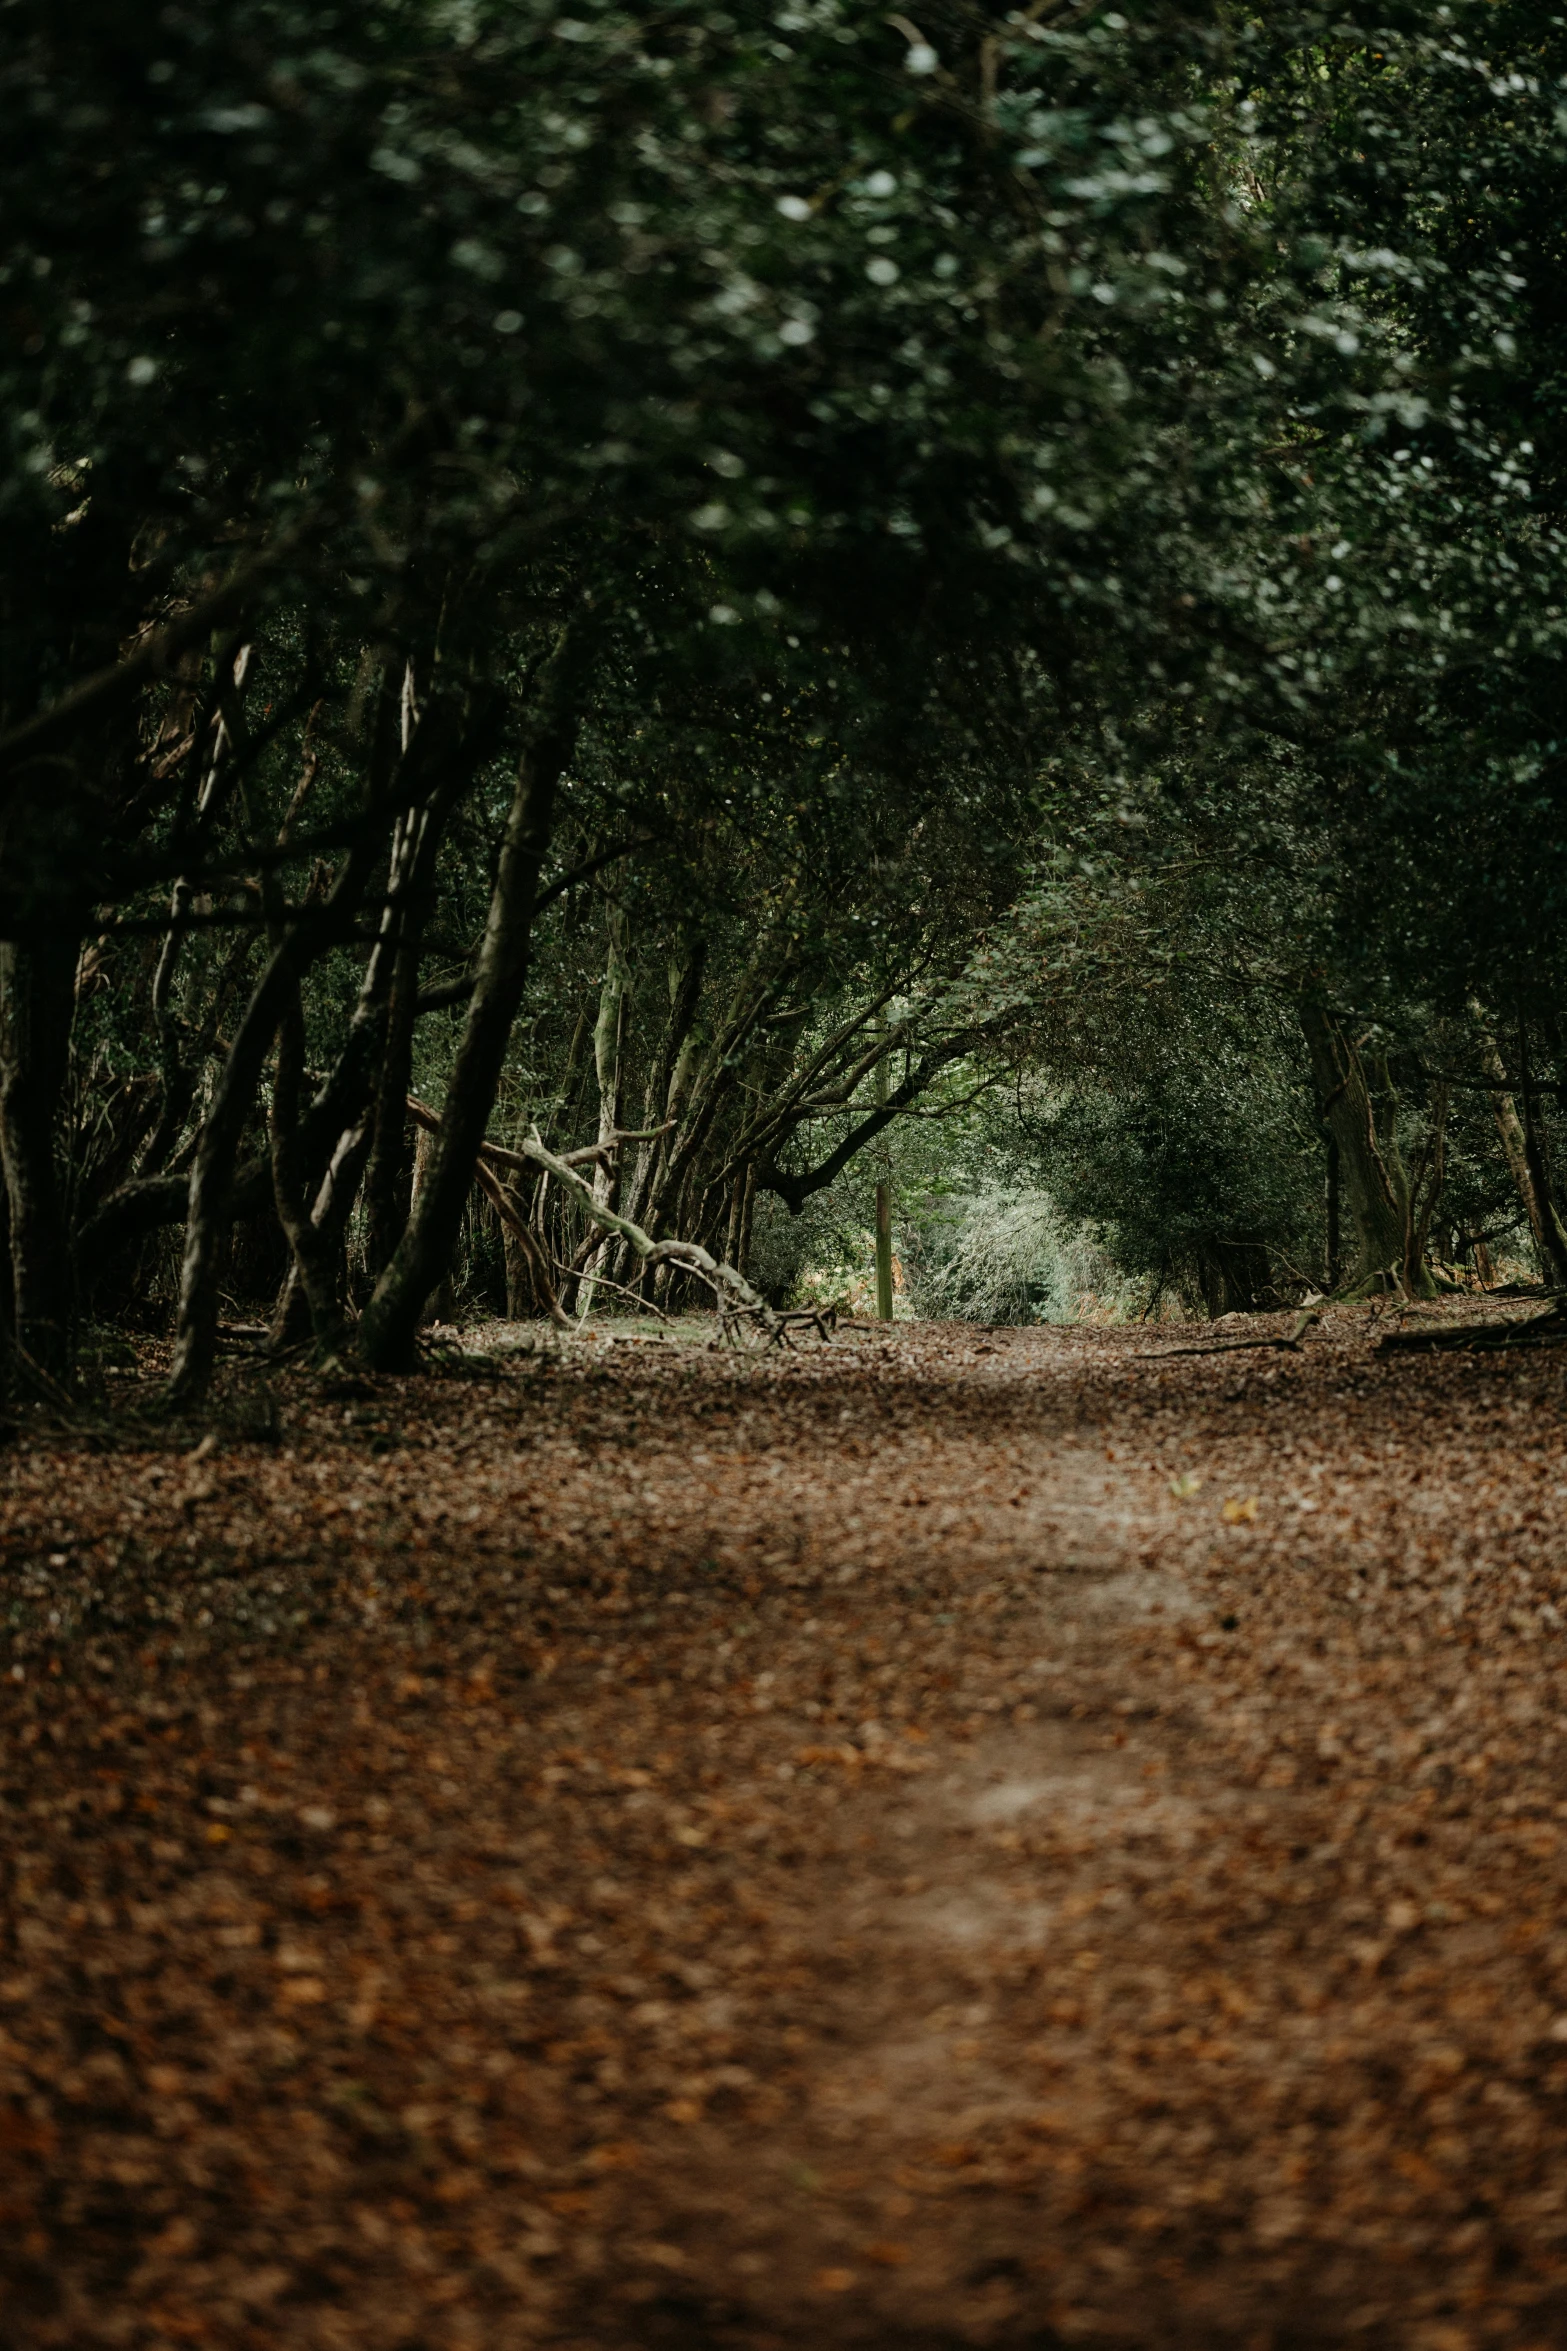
<box><xmin>406</xmin><ymin>1097</ymin><xmax>831</xmax><ymax>1350</ymax></box>
<box><xmin>1376</xmin><ymin>1306</ymin><xmax>1567</xmax><ymax>1354</ymax></box>
<box><xmin>1140</xmin><ymin>1307</ymin><xmax>1321</xmax><ymax>1363</ymax></box>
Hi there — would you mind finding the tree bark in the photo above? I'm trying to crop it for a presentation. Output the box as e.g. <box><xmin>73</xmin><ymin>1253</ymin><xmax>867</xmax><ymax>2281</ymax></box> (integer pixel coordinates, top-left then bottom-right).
<box><xmin>0</xmin><ymin>1154</ymin><xmax>10</xmax><ymax>1352</ymax></box>
<box><xmin>355</xmin><ymin>624</ymin><xmax>589</xmax><ymax>1372</ymax></box>
<box><xmin>1515</xmin><ymin>1020</ymin><xmax>1567</xmax><ymax>1288</ymax></box>
<box><xmin>873</xmin><ymin>1024</ymin><xmax>893</xmax><ymax>1321</ymax></box>
<box><xmin>267</xmin><ymin>981</ymin><xmax>349</xmax><ymax>1351</ymax></box>
<box><xmin>1298</xmin><ymin>1001</ymin><xmax>1415</xmax><ymax>1291</ymax></box>
<box><xmin>1477</xmin><ymin>1029</ymin><xmax>1547</xmax><ymax>1258</ymax></box>
<box><xmin>1195</xmin><ymin>1237</ymin><xmax>1272</xmax><ymax>1317</ymax></box>
<box><xmin>165</xmin><ymin>824</ymin><xmax>386</xmax><ymax>1408</ymax></box>
<box><xmin>0</xmin><ymin>934</ymin><xmax>79</xmax><ymax>1377</ymax></box>
<box><xmin>165</xmin><ymin>934</ymin><xmax>319</xmax><ymax>1408</ymax></box>
<box><xmin>502</xmin><ymin>1170</ymin><xmax>544</xmax><ymax>1317</ymax></box>
<box><xmin>268</xmin><ymin>1111</ymin><xmax>372</xmax><ymax>1351</ymax></box>
<box><xmin>361</xmin><ymin>927</ymin><xmax>420</xmax><ymax>1279</ymax></box>
<box><xmin>619</xmin><ymin>935</ymin><xmax>707</xmax><ymax>1244</ymax></box>
<box><xmin>577</xmin><ymin>897</ymin><xmax>630</xmax><ymax>1317</ymax></box>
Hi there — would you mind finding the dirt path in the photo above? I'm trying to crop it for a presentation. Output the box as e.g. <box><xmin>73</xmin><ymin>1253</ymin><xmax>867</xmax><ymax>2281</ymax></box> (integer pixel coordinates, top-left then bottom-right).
<box><xmin>5</xmin><ymin>1310</ymin><xmax>1567</xmax><ymax>2349</ymax></box>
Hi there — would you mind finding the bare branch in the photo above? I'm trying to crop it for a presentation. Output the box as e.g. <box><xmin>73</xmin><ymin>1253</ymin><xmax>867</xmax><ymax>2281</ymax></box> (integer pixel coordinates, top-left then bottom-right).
<box><xmin>405</xmin><ymin>1096</ymin><xmax>829</xmax><ymax>1350</ymax></box>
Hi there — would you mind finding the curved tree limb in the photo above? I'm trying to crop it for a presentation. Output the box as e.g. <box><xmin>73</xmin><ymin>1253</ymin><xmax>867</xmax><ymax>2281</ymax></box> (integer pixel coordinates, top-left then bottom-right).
<box><xmin>405</xmin><ymin>1097</ymin><xmax>831</xmax><ymax>1350</ymax></box>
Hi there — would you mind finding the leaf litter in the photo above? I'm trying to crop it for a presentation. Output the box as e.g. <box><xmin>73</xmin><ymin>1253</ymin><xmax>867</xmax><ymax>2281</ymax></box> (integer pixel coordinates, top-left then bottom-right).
<box><xmin>4</xmin><ymin>1301</ymin><xmax>1567</xmax><ymax>2349</ymax></box>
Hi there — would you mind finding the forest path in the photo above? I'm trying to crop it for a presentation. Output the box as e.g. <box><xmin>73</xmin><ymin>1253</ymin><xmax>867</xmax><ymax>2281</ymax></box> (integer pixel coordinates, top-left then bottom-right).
<box><xmin>5</xmin><ymin>1309</ymin><xmax>1567</xmax><ymax>2351</ymax></box>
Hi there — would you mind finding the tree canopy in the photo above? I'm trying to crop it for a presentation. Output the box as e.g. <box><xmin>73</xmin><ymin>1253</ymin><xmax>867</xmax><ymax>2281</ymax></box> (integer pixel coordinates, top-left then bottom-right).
<box><xmin>5</xmin><ymin>0</ymin><xmax>1567</xmax><ymax>1394</ymax></box>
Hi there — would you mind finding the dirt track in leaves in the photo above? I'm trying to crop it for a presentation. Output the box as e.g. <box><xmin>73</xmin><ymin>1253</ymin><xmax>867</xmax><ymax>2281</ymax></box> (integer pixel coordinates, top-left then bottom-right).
<box><xmin>6</xmin><ymin>1307</ymin><xmax>1567</xmax><ymax>2350</ymax></box>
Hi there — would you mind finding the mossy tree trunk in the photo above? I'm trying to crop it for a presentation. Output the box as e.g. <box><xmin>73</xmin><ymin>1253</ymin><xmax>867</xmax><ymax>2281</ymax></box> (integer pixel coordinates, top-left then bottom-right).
<box><xmin>1299</xmin><ymin>1000</ymin><xmax>1433</xmax><ymax>1295</ymax></box>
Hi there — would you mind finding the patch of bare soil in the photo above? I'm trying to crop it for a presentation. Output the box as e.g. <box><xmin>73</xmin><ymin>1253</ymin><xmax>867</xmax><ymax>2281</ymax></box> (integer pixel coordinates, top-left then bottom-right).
<box><xmin>5</xmin><ymin>1304</ymin><xmax>1567</xmax><ymax>2349</ymax></box>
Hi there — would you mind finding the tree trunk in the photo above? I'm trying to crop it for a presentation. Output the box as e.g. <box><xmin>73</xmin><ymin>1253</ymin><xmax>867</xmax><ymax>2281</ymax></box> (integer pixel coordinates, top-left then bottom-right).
<box><xmin>165</xmin><ymin>936</ymin><xmax>314</xmax><ymax>1407</ymax></box>
<box><xmin>0</xmin><ymin>1161</ymin><xmax>11</xmax><ymax>1351</ymax></box>
<box><xmin>1298</xmin><ymin>1001</ymin><xmax>1414</xmax><ymax>1291</ymax></box>
<box><xmin>361</xmin><ymin>939</ymin><xmax>419</xmax><ymax>1279</ymax></box>
<box><xmin>1195</xmin><ymin>1237</ymin><xmax>1272</xmax><ymax>1317</ymax></box>
<box><xmin>1514</xmin><ymin>1020</ymin><xmax>1567</xmax><ymax>1288</ymax></box>
<box><xmin>873</xmin><ymin>1023</ymin><xmax>893</xmax><ymax>1321</ymax></box>
<box><xmin>268</xmin><ymin>1110</ymin><xmax>372</xmax><ymax>1351</ymax></box>
<box><xmin>408</xmin><ymin>1122</ymin><xmax>455</xmax><ymax>1324</ymax></box>
<box><xmin>578</xmin><ymin>899</ymin><xmax>630</xmax><ymax>1318</ymax></box>
<box><xmin>620</xmin><ymin>936</ymin><xmax>707</xmax><ymax>1238</ymax></box>
<box><xmin>1478</xmin><ymin>1030</ymin><xmax>1548</xmax><ymax>1259</ymax></box>
<box><xmin>638</xmin><ymin>949</ymin><xmax>793</xmax><ymax>1245</ymax></box>
<box><xmin>267</xmin><ymin>981</ymin><xmax>349</xmax><ymax>1352</ymax></box>
<box><xmin>166</xmin><ymin>813</ymin><xmax>387</xmax><ymax>1408</ymax></box>
<box><xmin>360</xmin><ymin>802</ymin><xmax>432</xmax><ymax>1281</ymax></box>
<box><xmin>348</xmin><ymin>683</ymin><xmax>505</xmax><ymax>1282</ymax></box>
<box><xmin>355</xmin><ymin>624</ymin><xmax>588</xmax><ymax>1372</ymax></box>
<box><xmin>502</xmin><ymin>1173</ymin><xmax>543</xmax><ymax>1318</ymax></box>
<box><xmin>0</xmin><ymin>934</ymin><xmax>78</xmax><ymax>1378</ymax></box>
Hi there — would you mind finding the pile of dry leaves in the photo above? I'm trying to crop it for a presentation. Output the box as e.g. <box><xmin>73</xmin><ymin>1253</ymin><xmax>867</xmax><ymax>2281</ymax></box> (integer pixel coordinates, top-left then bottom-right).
<box><xmin>4</xmin><ymin>1300</ymin><xmax>1567</xmax><ymax>2349</ymax></box>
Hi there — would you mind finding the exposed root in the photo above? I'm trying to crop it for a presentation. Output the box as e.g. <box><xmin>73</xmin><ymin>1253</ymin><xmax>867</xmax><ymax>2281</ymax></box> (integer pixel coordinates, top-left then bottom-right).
<box><xmin>1377</xmin><ymin>1306</ymin><xmax>1567</xmax><ymax>1354</ymax></box>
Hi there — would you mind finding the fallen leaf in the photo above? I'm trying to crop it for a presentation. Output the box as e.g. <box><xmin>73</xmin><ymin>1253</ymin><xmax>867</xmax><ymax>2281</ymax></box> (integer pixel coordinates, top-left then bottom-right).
<box><xmin>812</xmin><ymin>2268</ymin><xmax>857</xmax><ymax>2294</ymax></box>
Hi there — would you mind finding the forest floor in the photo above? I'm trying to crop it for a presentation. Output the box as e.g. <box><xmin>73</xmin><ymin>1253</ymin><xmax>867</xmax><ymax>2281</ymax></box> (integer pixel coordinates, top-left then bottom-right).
<box><xmin>5</xmin><ymin>1301</ymin><xmax>1567</xmax><ymax>2351</ymax></box>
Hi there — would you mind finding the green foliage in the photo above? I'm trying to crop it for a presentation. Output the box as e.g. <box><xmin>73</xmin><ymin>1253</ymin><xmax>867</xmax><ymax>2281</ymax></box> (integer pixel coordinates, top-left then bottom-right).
<box><xmin>907</xmin><ymin>1186</ymin><xmax>1129</xmax><ymax>1327</ymax></box>
<box><xmin>9</xmin><ymin>1</ymin><xmax>1567</xmax><ymax>1373</ymax></box>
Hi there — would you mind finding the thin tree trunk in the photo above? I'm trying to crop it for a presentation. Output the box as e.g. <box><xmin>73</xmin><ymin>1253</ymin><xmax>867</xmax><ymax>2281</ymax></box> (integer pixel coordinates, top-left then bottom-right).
<box><xmin>408</xmin><ymin>1123</ymin><xmax>454</xmax><ymax>1324</ymax></box>
<box><xmin>737</xmin><ymin>1157</ymin><xmax>757</xmax><ymax>1280</ymax></box>
<box><xmin>724</xmin><ymin>1167</ymin><xmax>747</xmax><ymax>1272</ymax></box>
<box><xmin>268</xmin><ymin>982</ymin><xmax>349</xmax><ymax>1351</ymax></box>
<box><xmin>874</xmin><ymin>1022</ymin><xmax>893</xmax><ymax>1322</ymax></box>
<box><xmin>1477</xmin><ymin>1028</ymin><xmax>1547</xmax><ymax>1257</ymax></box>
<box><xmin>0</xmin><ymin>934</ymin><xmax>78</xmax><ymax>1378</ymax></box>
<box><xmin>1515</xmin><ymin>1018</ymin><xmax>1567</xmax><ymax>1288</ymax></box>
<box><xmin>360</xmin><ymin>808</ymin><xmax>428</xmax><ymax>1282</ymax></box>
<box><xmin>355</xmin><ymin>622</ymin><xmax>589</xmax><ymax>1372</ymax></box>
<box><xmin>621</xmin><ymin>937</ymin><xmax>707</xmax><ymax>1235</ymax></box>
<box><xmin>165</xmin><ymin>938</ymin><xmax>316</xmax><ymax>1407</ymax></box>
<box><xmin>362</xmin><ymin>936</ymin><xmax>420</xmax><ymax>1279</ymax></box>
<box><xmin>0</xmin><ymin>1157</ymin><xmax>11</xmax><ymax>1350</ymax></box>
<box><xmin>166</xmin><ymin>820</ymin><xmax>386</xmax><ymax>1408</ymax></box>
<box><xmin>578</xmin><ymin>899</ymin><xmax>630</xmax><ymax>1318</ymax></box>
<box><xmin>324</xmin><ymin>687</ymin><xmax>502</xmax><ymax>1290</ymax></box>
<box><xmin>1298</xmin><ymin>1000</ymin><xmax>1412</xmax><ymax>1290</ymax></box>
<box><xmin>1402</xmin><ymin>1083</ymin><xmax>1449</xmax><ymax>1298</ymax></box>
<box><xmin>502</xmin><ymin>1171</ymin><xmax>542</xmax><ymax>1317</ymax></box>
<box><xmin>268</xmin><ymin>1111</ymin><xmax>372</xmax><ymax>1351</ymax></box>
